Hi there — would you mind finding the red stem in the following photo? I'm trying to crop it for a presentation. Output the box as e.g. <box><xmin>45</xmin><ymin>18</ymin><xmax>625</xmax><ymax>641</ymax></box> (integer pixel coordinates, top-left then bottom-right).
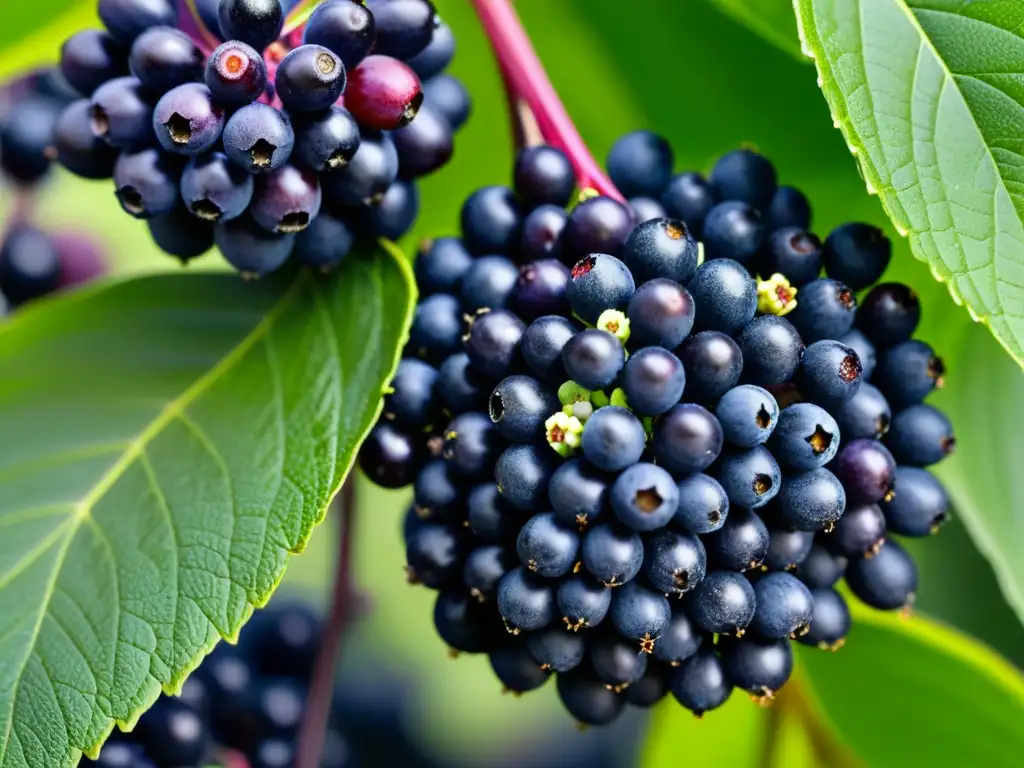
<box><xmin>470</xmin><ymin>0</ymin><xmax>623</xmax><ymax>201</ymax></box>
<box><xmin>294</xmin><ymin>478</ymin><xmax>358</xmax><ymax>768</ymax></box>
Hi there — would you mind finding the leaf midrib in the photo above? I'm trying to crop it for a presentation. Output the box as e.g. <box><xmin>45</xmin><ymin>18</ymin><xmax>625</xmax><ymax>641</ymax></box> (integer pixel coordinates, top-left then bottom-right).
<box><xmin>0</xmin><ymin>269</ymin><xmax>311</xmax><ymax>762</ymax></box>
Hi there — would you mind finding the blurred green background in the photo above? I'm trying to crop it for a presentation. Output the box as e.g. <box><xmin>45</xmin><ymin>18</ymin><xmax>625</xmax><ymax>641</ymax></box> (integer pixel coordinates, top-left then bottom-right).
<box><xmin>4</xmin><ymin>0</ymin><xmax>1024</xmax><ymax>766</ymax></box>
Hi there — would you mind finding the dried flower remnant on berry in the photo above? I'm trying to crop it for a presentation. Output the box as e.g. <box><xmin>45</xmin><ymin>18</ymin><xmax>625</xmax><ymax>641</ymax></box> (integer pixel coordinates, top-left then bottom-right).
<box><xmin>545</xmin><ymin>411</ymin><xmax>583</xmax><ymax>457</ymax></box>
<box><xmin>757</xmin><ymin>273</ymin><xmax>798</xmax><ymax>316</ymax></box>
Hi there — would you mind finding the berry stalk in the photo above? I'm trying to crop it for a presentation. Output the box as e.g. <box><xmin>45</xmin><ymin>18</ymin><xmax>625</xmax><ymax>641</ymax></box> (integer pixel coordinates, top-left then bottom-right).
<box><xmin>178</xmin><ymin>0</ymin><xmax>219</xmax><ymax>53</ymax></box>
<box><xmin>470</xmin><ymin>0</ymin><xmax>623</xmax><ymax>201</ymax></box>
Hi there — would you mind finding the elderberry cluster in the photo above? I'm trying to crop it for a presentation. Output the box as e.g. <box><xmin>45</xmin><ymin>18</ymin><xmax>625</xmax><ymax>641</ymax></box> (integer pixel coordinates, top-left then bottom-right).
<box><xmin>0</xmin><ymin>69</ymin><xmax>107</xmax><ymax>313</ymax></box>
<box><xmin>53</xmin><ymin>0</ymin><xmax>469</xmax><ymax>273</ymax></box>
<box><xmin>359</xmin><ymin>131</ymin><xmax>954</xmax><ymax>724</ymax></box>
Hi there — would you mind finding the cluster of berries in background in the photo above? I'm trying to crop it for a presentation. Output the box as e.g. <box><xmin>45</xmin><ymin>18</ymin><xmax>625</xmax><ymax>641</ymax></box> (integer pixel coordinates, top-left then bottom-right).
<box><xmin>358</xmin><ymin>130</ymin><xmax>955</xmax><ymax>724</ymax></box>
<box><xmin>51</xmin><ymin>0</ymin><xmax>470</xmax><ymax>274</ymax></box>
<box><xmin>0</xmin><ymin>69</ymin><xmax>108</xmax><ymax>314</ymax></box>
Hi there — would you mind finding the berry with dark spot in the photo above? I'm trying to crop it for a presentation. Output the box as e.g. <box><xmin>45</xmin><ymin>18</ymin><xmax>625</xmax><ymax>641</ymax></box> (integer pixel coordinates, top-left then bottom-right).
<box><xmin>489</xmin><ymin>375</ymin><xmax>560</xmax><ymax>444</ymax></box>
<box><xmin>181</xmin><ymin>152</ymin><xmax>254</xmax><ymax>223</ymax></box>
<box><xmin>520</xmin><ymin>204</ymin><xmax>568</xmax><ymax>262</ymax></box>
<box><xmin>611</xmin><ymin>462</ymin><xmax>679</xmax><ymax>532</ymax></box>
<box><xmin>768</xmin><ymin>402</ymin><xmax>840</xmax><ymax>470</ymax></box>
<box><xmin>566</xmin><ymin>252</ymin><xmax>636</xmax><ymax>324</ymax></box>
<box><xmin>797</xmin><ymin>339</ymin><xmax>863</xmax><ymax>407</ymax></box>
<box><xmin>713</xmin><ymin>446</ymin><xmax>781</xmax><ymax>510</ymax></box>
<box><xmin>673</xmin><ymin>473</ymin><xmax>730</xmax><ymax>535</ymax></box>
<box><xmin>112</xmin><ymin>147</ymin><xmax>183</xmax><ymax>219</ymax></box>
<box><xmin>322</xmin><ymin>130</ymin><xmax>398</xmax><ymax>204</ymax></box>
<box><xmin>704</xmin><ymin>508</ymin><xmax>770</xmax><ymax>572</ymax></box>
<box><xmin>660</xmin><ymin>172</ymin><xmax>719</xmax><ymax>238</ymax></box>
<box><xmin>838</xmin><ymin>328</ymin><xmax>877</xmax><ymax>381</ymax></box>
<box><xmin>881</xmin><ymin>466</ymin><xmax>949</xmax><ymax>537</ymax></box>
<box><xmin>715</xmin><ymin>384</ymin><xmax>779</xmax><ymax>448</ymax></box>
<box><xmin>249</xmin><ymin>164</ymin><xmax>322</xmax><ymax>234</ymax></box>
<box><xmin>54</xmin><ymin>99</ymin><xmax>118</xmax><ymax>179</ymax></box>
<box><xmin>223</xmin><ymin>102</ymin><xmax>294</xmax><ymax>174</ymax></box>
<box><xmin>89</xmin><ymin>76</ymin><xmax>152</xmax><ymax>150</ymax></box>
<box><xmin>788</xmin><ymin>278</ymin><xmax>857</xmax><ymax>343</ymax></box>
<box><xmin>622</xmin><ymin>217</ymin><xmax>699</xmax><ymax>285</ymax></box>
<box><xmin>643</xmin><ymin>529</ymin><xmax>707</xmax><ymax>596</ymax></box>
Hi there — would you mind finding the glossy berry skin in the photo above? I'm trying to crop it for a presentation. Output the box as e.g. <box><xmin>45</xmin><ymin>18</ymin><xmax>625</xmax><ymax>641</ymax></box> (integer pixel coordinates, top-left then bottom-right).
<box><xmin>566</xmin><ymin>253</ymin><xmax>636</xmax><ymax>324</ymax></box>
<box><xmin>557</xmin><ymin>576</ymin><xmax>612</xmax><ymax>630</ymax></box>
<box><xmin>562</xmin><ymin>196</ymin><xmax>633</xmax><ymax>262</ymax></box>
<box><xmin>774</xmin><ymin>468</ymin><xmax>846</xmax><ymax>532</ymax></box>
<box><xmin>713</xmin><ymin>446</ymin><xmax>781</xmax><ymax>510</ymax></box>
<box><xmin>526</xmin><ymin>627</ymin><xmax>586</xmax><ymax>673</ymax></box>
<box><xmin>214</xmin><ymin>215</ymin><xmax>295</xmax><ymax>276</ymax></box>
<box><xmin>489</xmin><ymin>642</ymin><xmax>550</xmax><ymax>692</ymax></box>
<box><xmin>0</xmin><ymin>97</ymin><xmax>57</xmax><ymax>184</ymax></box>
<box><xmin>128</xmin><ymin>26</ymin><xmax>203</xmax><ymax>98</ymax></box>
<box><xmin>322</xmin><ymin>130</ymin><xmax>398</xmax><ymax>205</ymax></box>
<box><xmin>514</xmin><ymin>145</ymin><xmax>575</xmax><ymax>208</ymax></box>
<box><xmin>437</xmin><ymin>587</ymin><xmax>505</xmax><ymax>649</ymax></box>
<box><xmin>795</xmin><ymin>544</ymin><xmax>847</xmax><ymax>589</ymax></box>
<box><xmin>720</xmin><ymin>636</ymin><xmax>793</xmax><ymax>696</ymax></box>
<box><xmin>413</xmin><ymin>459</ymin><xmax>463</xmax><ymax>519</ymax></box>
<box><xmin>516</xmin><ymin>512</ymin><xmax>580</xmax><ymax>578</ymax></box>
<box><xmin>715</xmin><ymin>385</ymin><xmax>779</xmax><ymax>448</ymax></box>
<box><xmin>181</xmin><ymin>152</ymin><xmax>254</xmax><ymax>222</ymax></box>
<box><xmin>710</xmin><ymin>148</ymin><xmax>776</xmax><ymax>207</ymax></box>
<box><xmin>589</xmin><ymin>632</ymin><xmax>648</xmax><ymax>688</ymax></box>
<box><xmin>497</xmin><ymin>566</ymin><xmax>556</xmax><ymax>632</ymax></box>
<box><xmin>521</xmin><ymin>315</ymin><xmax>577</xmax><ymax>382</ymax></box>
<box><xmin>346</xmin><ymin>55</ymin><xmax>424</xmax><ymax>131</ymax></box>
<box><xmin>856</xmin><ymin>283</ymin><xmax>921</xmax><ymax>347</ymax></box>
<box><xmin>750</xmin><ymin>571</ymin><xmax>813</xmax><ymax>638</ymax></box>
<box><xmin>765</xmin><ymin>186</ymin><xmax>811</xmax><ymax>230</ymax></box>
<box><xmin>833</xmin><ymin>502</ymin><xmax>886</xmax><ymax>556</ymax></box>
<box><xmin>423</xmin><ymin>73</ymin><xmax>471</xmax><ymax>130</ymax></box>
<box><xmin>627</xmin><ymin>278</ymin><xmax>694</xmax><ymax>349</ymax></box>
<box><xmin>610</xmin><ymin>581</ymin><xmax>671</xmax><ymax>646</ymax></box>
<box><xmin>520</xmin><ymin>204</ymin><xmax>567</xmax><ymax>262</ymax></box>
<box><xmin>606</xmin><ymin>130</ymin><xmax>673</xmax><ymax>197</ymax></box>
<box><xmin>763</xmin><ymin>528</ymin><xmax>814</xmax><ymax>571</ymax></box>
<box><xmin>660</xmin><ymin>172</ymin><xmax>718</xmax><ymax>238</ymax></box>
<box><xmin>0</xmin><ymin>227</ymin><xmax>62</xmax><ymax>306</ymax></box>
<box><xmin>392</xmin><ymin>103</ymin><xmax>454</xmax><ymax>178</ymax></box>
<box><xmin>653</xmin><ymin>609</ymin><xmax>704</xmax><ymax>665</ymax></box>
<box><xmin>276</xmin><ymin>45</ymin><xmax>346</xmax><ymax>113</ymax></box>
<box><xmin>557</xmin><ymin>668</ymin><xmax>626</xmax><ymax>726</ymax></box>
<box><xmin>460</xmin><ymin>254</ymin><xmax>519</xmax><ymax>312</ymax></box>
<box><xmin>839</xmin><ymin>328</ymin><xmax>878</xmax><ymax>381</ymax></box>
<box><xmin>60</xmin><ymin>30</ymin><xmax>129</xmax><ymax>97</ymax></box>
<box><xmin>628</xmin><ymin>199</ymin><xmax>666</xmax><ymax>225</ymax></box>
<box><xmin>789</xmin><ymin>278</ymin><xmax>857</xmax><ymax>343</ymax></box>
<box><xmin>846</xmin><ymin>539</ymin><xmax>918</xmax><ymax>610</ymax></box>
<box><xmin>882</xmin><ymin>466</ymin><xmax>949</xmax><ymax>537</ymax></box>
<box><xmin>135</xmin><ymin>698</ymin><xmax>208</xmax><ymax>766</ymax></box>
<box><xmin>383</xmin><ymin>358</ymin><xmax>437</xmax><ymax>428</ymax></box>
<box><xmin>562</xmin><ymin>329</ymin><xmax>625</xmax><ymax>391</ymax></box>
<box><xmin>112</xmin><ymin>148</ymin><xmax>182</xmax><ymax>219</ymax></box>
<box><xmin>218</xmin><ymin>0</ymin><xmax>284</xmax><ymax>51</ymax></box>
<box><xmin>437</xmin><ymin>352</ymin><xmax>490</xmax><ymax>415</ymax></box>
<box><xmin>489</xmin><ymin>375</ymin><xmax>560</xmax><ymax>444</ymax></box>
<box><xmin>704</xmin><ymin>508</ymin><xmax>769</xmax><ymax>572</ymax></box>
<box><xmin>467</xmin><ymin>482</ymin><xmax>524</xmax><ymax>544</ymax></box>
<box><xmin>673</xmin><ymin>473</ymin><xmax>730</xmax><ymax>535</ymax></box>
<box><xmin>623</xmin><ymin>217</ymin><xmax>699</xmax><ymax>285</ymax></box>
<box><xmin>874</xmin><ymin>340</ymin><xmax>944</xmax><ymax>408</ymax></box>
<box><xmin>832</xmin><ymin>438</ymin><xmax>897</xmax><ymax>504</ymax></box>
<box><xmin>760</xmin><ymin>228</ymin><xmax>822</xmax><ymax>287</ymax></box>
<box><xmin>512</xmin><ymin>258</ymin><xmax>570</xmax><ymax>320</ymax></box>
<box><xmin>582</xmin><ymin>406</ymin><xmax>647</xmax><ymax>473</ymax></box>
<box><xmin>677</xmin><ymin>331</ymin><xmax>743</xmax><ymax>403</ymax></box>
<box><xmin>405</xmin><ymin>519</ymin><xmax>469</xmax><ymax>589</ymax></box>
<box><xmin>205</xmin><ymin>41</ymin><xmax>267</xmax><ymax>106</ymax></box>
<box><xmin>54</xmin><ymin>99</ymin><xmax>118</xmax><ymax>179</ymax></box>
<box><xmin>465</xmin><ymin>309</ymin><xmax>525</xmax><ymax>380</ymax></box>
<box><xmin>823</xmin><ymin>222</ymin><xmax>891</xmax><ymax>290</ymax></box>
<box><xmin>768</xmin><ymin>402</ymin><xmax>840</xmax><ymax>470</ymax></box>
<box><xmin>669</xmin><ymin>649</ymin><xmax>732</xmax><ymax>715</ymax></box>
<box><xmin>643</xmin><ymin>529</ymin><xmax>706</xmax><ymax>596</ymax></box>
<box><xmin>365</xmin><ymin>0</ymin><xmax>436</xmax><ymax>59</ymax></box>
<box><xmin>250</xmin><ymin>164</ymin><xmax>321</xmax><ymax>233</ymax></box>
<box><xmin>99</xmin><ymin>0</ymin><xmax>177</xmax><ymax>46</ymax></box>
<box><xmin>406</xmin><ymin>19</ymin><xmax>454</xmax><ymax>78</ymax></box>
<box><xmin>548</xmin><ymin>458</ymin><xmax>609</xmax><ymax>529</ymax></box>
<box><xmin>627</xmin><ymin>663</ymin><xmax>670</xmax><ymax>707</ymax></box>
<box><xmin>610</xmin><ymin>463</ymin><xmax>679</xmax><ymax>532</ymax></box>
<box><xmin>415</xmin><ymin>237</ymin><xmax>472</xmax><ymax>295</ymax></box>
<box><xmin>303</xmin><ymin>0</ymin><xmax>376</xmax><ymax>69</ymax></box>
<box><xmin>702</xmin><ymin>201</ymin><xmax>765</xmax><ymax>267</ymax></box>
<box><xmin>494</xmin><ymin>444</ymin><xmax>559</xmax><ymax>511</ymax></box>
<box><xmin>621</xmin><ymin>347</ymin><xmax>686</xmax><ymax>416</ymax></box>
<box><xmin>581</xmin><ymin>522</ymin><xmax>644</xmax><ymax>587</ymax></box>
<box><xmin>688</xmin><ymin>258</ymin><xmax>758</xmax><ymax>336</ymax></box>
<box><xmin>684</xmin><ymin>570</ymin><xmax>755</xmax><ymax>635</ymax></box>
<box><xmin>89</xmin><ymin>76</ymin><xmax>152</xmax><ymax>150</ymax></box>
<box><xmin>360</xmin><ymin>179</ymin><xmax>420</xmax><ymax>239</ymax></box>
<box><xmin>797</xmin><ymin>339</ymin><xmax>863</xmax><ymax>407</ymax></box>
<box><xmin>735</xmin><ymin>316</ymin><xmax>804</xmax><ymax>388</ymax></box>
<box><xmin>408</xmin><ymin>293</ymin><xmax>461</xmax><ymax>362</ymax></box>
<box><xmin>652</xmin><ymin>403</ymin><xmax>723</xmax><ymax>475</ymax></box>
<box><xmin>152</xmin><ymin>82</ymin><xmax>224</xmax><ymax>155</ymax></box>
<box><xmin>223</xmin><ymin>103</ymin><xmax>295</xmax><ymax>174</ymax></box>
<box><xmin>798</xmin><ymin>588</ymin><xmax>851</xmax><ymax>649</ymax></box>
<box><xmin>443</xmin><ymin>410</ymin><xmax>503</xmax><ymax>478</ymax></box>
<box><xmin>460</xmin><ymin>185</ymin><xmax>521</xmax><ymax>255</ymax></box>
<box><xmin>147</xmin><ymin>204</ymin><xmax>215</xmax><ymax>261</ymax></box>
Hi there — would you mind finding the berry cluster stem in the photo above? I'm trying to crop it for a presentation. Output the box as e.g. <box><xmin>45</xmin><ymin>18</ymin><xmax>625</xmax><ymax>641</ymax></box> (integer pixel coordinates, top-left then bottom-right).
<box><xmin>470</xmin><ymin>0</ymin><xmax>624</xmax><ymax>201</ymax></box>
<box><xmin>177</xmin><ymin>0</ymin><xmax>218</xmax><ymax>53</ymax></box>
<box><xmin>294</xmin><ymin>477</ymin><xmax>358</xmax><ymax>768</ymax></box>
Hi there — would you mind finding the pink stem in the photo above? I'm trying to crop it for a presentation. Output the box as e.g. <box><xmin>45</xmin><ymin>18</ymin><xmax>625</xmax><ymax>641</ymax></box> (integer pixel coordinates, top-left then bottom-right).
<box><xmin>176</xmin><ymin>0</ymin><xmax>217</xmax><ymax>54</ymax></box>
<box><xmin>469</xmin><ymin>0</ymin><xmax>623</xmax><ymax>201</ymax></box>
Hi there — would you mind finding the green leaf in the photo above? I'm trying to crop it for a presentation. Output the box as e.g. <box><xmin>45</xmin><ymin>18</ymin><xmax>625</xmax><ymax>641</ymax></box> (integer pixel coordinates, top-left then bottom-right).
<box><xmin>0</xmin><ymin>244</ymin><xmax>415</xmax><ymax>768</ymax></box>
<box><xmin>799</xmin><ymin>603</ymin><xmax>1024</xmax><ymax>766</ymax></box>
<box><xmin>706</xmin><ymin>0</ymin><xmax>806</xmax><ymax>60</ymax></box>
<box><xmin>794</xmin><ymin>0</ymin><xmax>1024</xmax><ymax>366</ymax></box>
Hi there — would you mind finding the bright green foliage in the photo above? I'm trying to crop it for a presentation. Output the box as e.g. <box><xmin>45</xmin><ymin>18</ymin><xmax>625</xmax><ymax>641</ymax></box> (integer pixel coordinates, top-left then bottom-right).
<box><xmin>795</xmin><ymin>0</ymin><xmax>1024</xmax><ymax>366</ymax></box>
<box><xmin>0</xmin><ymin>247</ymin><xmax>415</xmax><ymax>768</ymax></box>
<box><xmin>707</xmin><ymin>0</ymin><xmax>806</xmax><ymax>59</ymax></box>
